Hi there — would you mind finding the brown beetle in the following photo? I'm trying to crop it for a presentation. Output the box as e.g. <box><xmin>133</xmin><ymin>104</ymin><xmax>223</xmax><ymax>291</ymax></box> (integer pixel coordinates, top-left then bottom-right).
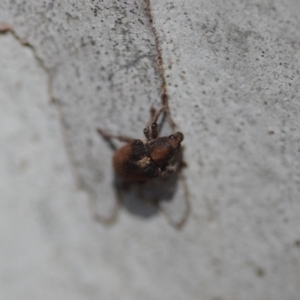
<box><xmin>97</xmin><ymin>106</ymin><xmax>184</xmax><ymax>183</ymax></box>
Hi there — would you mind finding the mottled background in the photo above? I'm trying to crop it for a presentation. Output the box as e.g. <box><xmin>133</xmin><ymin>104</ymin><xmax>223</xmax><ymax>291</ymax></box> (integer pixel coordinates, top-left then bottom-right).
<box><xmin>1</xmin><ymin>1</ymin><xmax>300</xmax><ymax>299</ymax></box>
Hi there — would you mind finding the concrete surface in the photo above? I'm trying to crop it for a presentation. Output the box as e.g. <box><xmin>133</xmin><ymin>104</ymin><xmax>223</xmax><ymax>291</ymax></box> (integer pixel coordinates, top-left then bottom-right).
<box><xmin>1</xmin><ymin>1</ymin><xmax>300</xmax><ymax>299</ymax></box>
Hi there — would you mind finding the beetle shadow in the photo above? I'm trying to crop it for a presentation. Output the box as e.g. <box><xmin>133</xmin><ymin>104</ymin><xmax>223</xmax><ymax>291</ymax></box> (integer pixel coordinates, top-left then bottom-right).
<box><xmin>114</xmin><ymin>180</ymin><xmax>159</xmax><ymax>218</ymax></box>
<box><xmin>114</xmin><ymin>169</ymin><xmax>178</xmax><ymax>218</ymax></box>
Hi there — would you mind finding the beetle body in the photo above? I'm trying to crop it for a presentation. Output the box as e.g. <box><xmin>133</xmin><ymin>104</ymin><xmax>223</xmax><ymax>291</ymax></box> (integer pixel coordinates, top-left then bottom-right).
<box><xmin>113</xmin><ymin>132</ymin><xmax>184</xmax><ymax>183</ymax></box>
<box><xmin>98</xmin><ymin>106</ymin><xmax>184</xmax><ymax>183</ymax></box>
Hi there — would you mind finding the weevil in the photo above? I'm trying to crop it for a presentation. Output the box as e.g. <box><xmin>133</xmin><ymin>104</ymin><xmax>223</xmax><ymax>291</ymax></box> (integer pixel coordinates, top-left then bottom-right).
<box><xmin>97</xmin><ymin>106</ymin><xmax>184</xmax><ymax>183</ymax></box>
<box><xmin>96</xmin><ymin>105</ymin><xmax>190</xmax><ymax>228</ymax></box>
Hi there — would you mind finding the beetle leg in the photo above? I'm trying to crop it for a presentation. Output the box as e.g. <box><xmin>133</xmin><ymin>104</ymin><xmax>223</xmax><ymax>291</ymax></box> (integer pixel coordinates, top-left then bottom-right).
<box><xmin>143</xmin><ymin>107</ymin><xmax>156</xmax><ymax>140</ymax></box>
<box><xmin>143</xmin><ymin>106</ymin><xmax>166</xmax><ymax>140</ymax></box>
<box><xmin>97</xmin><ymin>128</ymin><xmax>133</xmax><ymax>143</ymax></box>
<box><xmin>151</xmin><ymin>106</ymin><xmax>167</xmax><ymax>139</ymax></box>
<box><xmin>150</xmin><ymin>106</ymin><xmax>157</xmax><ymax>118</ymax></box>
<box><xmin>149</xmin><ymin>122</ymin><xmax>158</xmax><ymax>139</ymax></box>
<box><xmin>143</xmin><ymin>127</ymin><xmax>152</xmax><ymax>140</ymax></box>
<box><xmin>159</xmin><ymin>163</ymin><xmax>179</xmax><ymax>179</ymax></box>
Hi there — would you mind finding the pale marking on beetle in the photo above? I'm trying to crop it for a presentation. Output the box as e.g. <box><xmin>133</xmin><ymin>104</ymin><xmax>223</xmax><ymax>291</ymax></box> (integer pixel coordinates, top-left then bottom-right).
<box><xmin>136</xmin><ymin>156</ymin><xmax>151</xmax><ymax>168</ymax></box>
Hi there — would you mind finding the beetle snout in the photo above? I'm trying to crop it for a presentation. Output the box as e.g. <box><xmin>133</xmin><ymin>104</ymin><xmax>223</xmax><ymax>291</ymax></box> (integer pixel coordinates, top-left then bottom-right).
<box><xmin>168</xmin><ymin>132</ymin><xmax>184</xmax><ymax>149</ymax></box>
<box><xmin>175</xmin><ymin>132</ymin><xmax>184</xmax><ymax>143</ymax></box>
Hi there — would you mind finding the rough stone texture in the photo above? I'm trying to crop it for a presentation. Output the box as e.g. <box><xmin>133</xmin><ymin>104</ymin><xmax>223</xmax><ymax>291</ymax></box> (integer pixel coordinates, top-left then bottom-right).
<box><xmin>1</xmin><ymin>1</ymin><xmax>300</xmax><ymax>300</ymax></box>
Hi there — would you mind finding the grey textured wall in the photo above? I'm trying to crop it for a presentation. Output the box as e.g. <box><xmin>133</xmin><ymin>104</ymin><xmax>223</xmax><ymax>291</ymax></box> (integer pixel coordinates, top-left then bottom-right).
<box><xmin>1</xmin><ymin>1</ymin><xmax>300</xmax><ymax>300</ymax></box>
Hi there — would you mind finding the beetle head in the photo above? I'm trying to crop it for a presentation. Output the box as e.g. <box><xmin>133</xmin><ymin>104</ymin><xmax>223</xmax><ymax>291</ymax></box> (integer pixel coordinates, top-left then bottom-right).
<box><xmin>147</xmin><ymin>132</ymin><xmax>184</xmax><ymax>167</ymax></box>
<box><xmin>167</xmin><ymin>132</ymin><xmax>184</xmax><ymax>149</ymax></box>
